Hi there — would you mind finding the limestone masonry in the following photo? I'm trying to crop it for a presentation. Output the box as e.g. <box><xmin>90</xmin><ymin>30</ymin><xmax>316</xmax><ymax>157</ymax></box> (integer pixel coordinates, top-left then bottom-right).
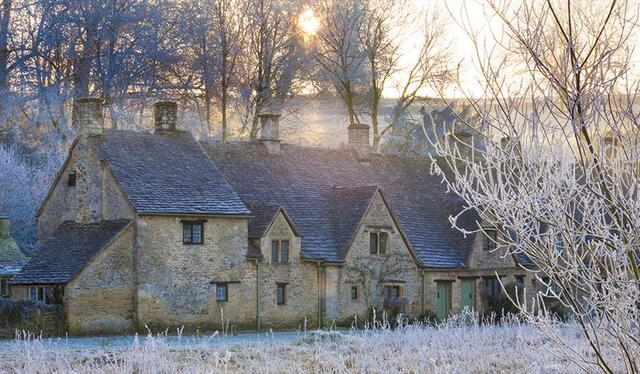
<box><xmin>10</xmin><ymin>98</ymin><xmax>535</xmax><ymax>335</ymax></box>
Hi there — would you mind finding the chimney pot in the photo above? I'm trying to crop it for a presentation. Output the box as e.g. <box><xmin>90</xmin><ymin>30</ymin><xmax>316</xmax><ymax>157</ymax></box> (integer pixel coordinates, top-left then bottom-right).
<box><xmin>0</xmin><ymin>216</ymin><xmax>9</xmax><ymax>238</ymax></box>
<box><xmin>348</xmin><ymin>123</ymin><xmax>371</xmax><ymax>156</ymax></box>
<box><xmin>154</xmin><ymin>101</ymin><xmax>178</xmax><ymax>132</ymax></box>
<box><xmin>72</xmin><ymin>97</ymin><xmax>105</xmax><ymax>136</ymax></box>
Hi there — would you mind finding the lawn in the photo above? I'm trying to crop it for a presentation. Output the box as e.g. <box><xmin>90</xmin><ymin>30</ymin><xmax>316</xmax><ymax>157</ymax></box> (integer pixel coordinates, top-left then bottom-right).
<box><xmin>0</xmin><ymin>319</ymin><xmax>615</xmax><ymax>373</ymax></box>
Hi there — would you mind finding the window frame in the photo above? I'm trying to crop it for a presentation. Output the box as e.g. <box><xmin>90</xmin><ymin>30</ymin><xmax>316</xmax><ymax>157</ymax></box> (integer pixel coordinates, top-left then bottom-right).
<box><xmin>182</xmin><ymin>221</ymin><xmax>205</xmax><ymax>245</ymax></box>
<box><xmin>276</xmin><ymin>283</ymin><xmax>287</xmax><ymax>305</ymax></box>
<box><xmin>28</xmin><ymin>286</ymin><xmax>53</xmax><ymax>304</ymax></box>
<box><xmin>482</xmin><ymin>277</ymin><xmax>502</xmax><ymax>297</ymax></box>
<box><xmin>369</xmin><ymin>231</ymin><xmax>389</xmax><ymax>255</ymax></box>
<box><xmin>351</xmin><ymin>286</ymin><xmax>358</xmax><ymax>300</ymax></box>
<box><xmin>383</xmin><ymin>285</ymin><xmax>401</xmax><ymax>302</ymax></box>
<box><xmin>216</xmin><ymin>283</ymin><xmax>228</xmax><ymax>302</ymax></box>
<box><xmin>68</xmin><ymin>171</ymin><xmax>76</xmax><ymax>187</ymax></box>
<box><xmin>271</xmin><ymin>240</ymin><xmax>290</xmax><ymax>264</ymax></box>
<box><xmin>483</xmin><ymin>229</ymin><xmax>498</xmax><ymax>251</ymax></box>
<box><xmin>0</xmin><ymin>278</ymin><xmax>9</xmax><ymax>298</ymax></box>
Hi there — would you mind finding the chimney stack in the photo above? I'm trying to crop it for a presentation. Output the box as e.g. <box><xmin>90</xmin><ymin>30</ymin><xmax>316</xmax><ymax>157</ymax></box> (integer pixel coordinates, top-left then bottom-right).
<box><xmin>154</xmin><ymin>101</ymin><xmax>178</xmax><ymax>132</ymax></box>
<box><xmin>348</xmin><ymin>123</ymin><xmax>371</xmax><ymax>157</ymax></box>
<box><xmin>0</xmin><ymin>216</ymin><xmax>9</xmax><ymax>238</ymax></box>
<box><xmin>72</xmin><ymin>98</ymin><xmax>105</xmax><ymax>136</ymax></box>
<box><xmin>258</xmin><ymin>106</ymin><xmax>281</xmax><ymax>154</ymax></box>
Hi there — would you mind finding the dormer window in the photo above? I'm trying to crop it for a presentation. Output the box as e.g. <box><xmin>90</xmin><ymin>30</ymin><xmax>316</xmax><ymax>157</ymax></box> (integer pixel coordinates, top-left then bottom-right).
<box><xmin>68</xmin><ymin>171</ymin><xmax>76</xmax><ymax>187</ymax></box>
<box><xmin>483</xmin><ymin>229</ymin><xmax>498</xmax><ymax>251</ymax></box>
<box><xmin>182</xmin><ymin>221</ymin><xmax>204</xmax><ymax>244</ymax></box>
<box><xmin>370</xmin><ymin>231</ymin><xmax>388</xmax><ymax>254</ymax></box>
<box><xmin>271</xmin><ymin>240</ymin><xmax>289</xmax><ymax>263</ymax></box>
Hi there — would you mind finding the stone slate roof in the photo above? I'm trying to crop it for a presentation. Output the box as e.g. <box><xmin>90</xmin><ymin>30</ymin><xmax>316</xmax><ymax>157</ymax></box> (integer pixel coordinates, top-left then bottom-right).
<box><xmin>90</xmin><ymin>130</ymin><xmax>249</xmax><ymax>216</ymax></box>
<box><xmin>247</xmin><ymin>205</ymin><xmax>300</xmax><ymax>239</ymax></box>
<box><xmin>330</xmin><ymin>185</ymin><xmax>379</xmax><ymax>259</ymax></box>
<box><xmin>11</xmin><ymin>220</ymin><xmax>131</xmax><ymax>284</ymax></box>
<box><xmin>202</xmin><ymin>142</ymin><xmax>481</xmax><ymax>268</ymax></box>
<box><xmin>0</xmin><ymin>236</ymin><xmax>28</xmax><ymax>276</ymax></box>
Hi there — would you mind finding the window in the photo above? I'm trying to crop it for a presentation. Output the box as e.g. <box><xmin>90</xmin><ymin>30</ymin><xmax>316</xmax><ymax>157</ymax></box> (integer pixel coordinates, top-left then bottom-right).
<box><xmin>276</xmin><ymin>283</ymin><xmax>286</xmax><ymax>305</ymax></box>
<box><xmin>68</xmin><ymin>171</ymin><xmax>76</xmax><ymax>187</ymax></box>
<box><xmin>271</xmin><ymin>240</ymin><xmax>290</xmax><ymax>263</ymax></box>
<box><xmin>483</xmin><ymin>229</ymin><xmax>498</xmax><ymax>251</ymax></box>
<box><xmin>515</xmin><ymin>275</ymin><xmax>525</xmax><ymax>289</ymax></box>
<box><xmin>28</xmin><ymin>286</ymin><xmax>53</xmax><ymax>304</ymax></box>
<box><xmin>540</xmin><ymin>277</ymin><xmax>559</xmax><ymax>295</ymax></box>
<box><xmin>183</xmin><ymin>221</ymin><xmax>204</xmax><ymax>244</ymax></box>
<box><xmin>351</xmin><ymin>286</ymin><xmax>358</xmax><ymax>300</ymax></box>
<box><xmin>216</xmin><ymin>283</ymin><xmax>228</xmax><ymax>302</ymax></box>
<box><xmin>383</xmin><ymin>285</ymin><xmax>400</xmax><ymax>302</ymax></box>
<box><xmin>0</xmin><ymin>278</ymin><xmax>9</xmax><ymax>298</ymax></box>
<box><xmin>369</xmin><ymin>232</ymin><xmax>389</xmax><ymax>255</ymax></box>
<box><xmin>483</xmin><ymin>277</ymin><xmax>502</xmax><ymax>297</ymax></box>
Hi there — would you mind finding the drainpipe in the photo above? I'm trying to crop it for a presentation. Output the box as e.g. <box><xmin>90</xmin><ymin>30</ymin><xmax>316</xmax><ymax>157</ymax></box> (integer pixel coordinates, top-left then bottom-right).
<box><xmin>421</xmin><ymin>269</ymin><xmax>425</xmax><ymax>316</ymax></box>
<box><xmin>255</xmin><ymin>259</ymin><xmax>261</xmax><ymax>331</ymax></box>
<box><xmin>316</xmin><ymin>261</ymin><xmax>322</xmax><ymax>328</ymax></box>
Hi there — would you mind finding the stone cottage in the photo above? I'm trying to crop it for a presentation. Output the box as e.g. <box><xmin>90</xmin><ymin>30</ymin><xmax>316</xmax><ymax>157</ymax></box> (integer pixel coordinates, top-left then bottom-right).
<box><xmin>10</xmin><ymin>98</ymin><xmax>535</xmax><ymax>335</ymax></box>
<box><xmin>0</xmin><ymin>216</ymin><xmax>28</xmax><ymax>299</ymax></box>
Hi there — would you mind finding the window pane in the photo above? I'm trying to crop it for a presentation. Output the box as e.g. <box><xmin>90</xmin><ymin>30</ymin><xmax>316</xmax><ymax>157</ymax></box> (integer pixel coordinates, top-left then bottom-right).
<box><xmin>216</xmin><ymin>284</ymin><xmax>227</xmax><ymax>301</ymax></box>
<box><xmin>280</xmin><ymin>240</ymin><xmax>289</xmax><ymax>263</ymax></box>
<box><xmin>271</xmin><ymin>241</ymin><xmax>279</xmax><ymax>263</ymax></box>
<box><xmin>351</xmin><ymin>286</ymin><xmax>358</xmax><ymax>300</ymax></box>
<box><xmin>277</xmin><ymin>284</ymin><xmax>286</xmax><ymax>305</ymax></box>
<box><xmin>45</xmin><ymin>288</ymin><xmax>53</xmax><ymax>304</ymax></box>
<box><xmin>38</xmin><ymin>287</ymin><xmax>44</xmax><ymax>301</ymax></box>
<box><xmin>29</xmin><ymin>287</ymin><xmax>37</xmax><ymax>301</ymax></box>
<box><xmin>379</xmin><ymin>232</ymin><xmax>388</xmax><ymax>254</ymax></box>
<box><xmin>392</xmin><ymin>286</ymin><xmax>400</xmax><ymax>299</ymax></box>
<box><xmin>0</xmin><ymin>279</ymin><xmax>7</xmax><ymax>297</ymax></box>
<box><xmin>183</xmin><ymin>223</ymin><xmax>192</xmax><ymax>244</ymax></box>
<box><xmin>370</xmin><ymin>233</ymin><xmax>378</xmax><ymax>254</ymax></box>
<box><xmin>192</xmin><ymin>223</ymin><xmax>202</xmax><ymax>244</ymax></box>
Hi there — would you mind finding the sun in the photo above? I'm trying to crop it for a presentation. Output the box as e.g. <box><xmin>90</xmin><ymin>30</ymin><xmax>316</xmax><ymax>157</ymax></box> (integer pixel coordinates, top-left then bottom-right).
<box><xmin>298</xmin><ymin>8</ymin><xmax>320</xmax><ymax>37</ymax></box>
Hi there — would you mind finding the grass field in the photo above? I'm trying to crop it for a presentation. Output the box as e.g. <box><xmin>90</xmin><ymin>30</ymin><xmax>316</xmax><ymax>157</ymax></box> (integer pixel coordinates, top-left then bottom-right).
<box><xmin>0</xmin><ymin>318</ymin><xmax>617</xmax><ymax>373</ymax></box>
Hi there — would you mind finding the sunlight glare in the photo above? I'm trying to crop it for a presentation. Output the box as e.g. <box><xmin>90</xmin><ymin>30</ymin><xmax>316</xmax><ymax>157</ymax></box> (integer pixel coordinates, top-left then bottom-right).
<box><xmin>299</xmin><ymin>8</ymin><xmax>320</xmax><ymax>37</ymax></box>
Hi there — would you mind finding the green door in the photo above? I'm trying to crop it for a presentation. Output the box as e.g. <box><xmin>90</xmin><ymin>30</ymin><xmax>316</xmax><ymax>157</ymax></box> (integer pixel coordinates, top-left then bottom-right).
<box><xmin>460</xmin><ymin>279</ymin><xmax>476</xmax><ymax>313</ymax></box>
<box><xmin>436</xmin><ymin>282</ymin><xmax>451</xmax><ymax>321</ymax></box>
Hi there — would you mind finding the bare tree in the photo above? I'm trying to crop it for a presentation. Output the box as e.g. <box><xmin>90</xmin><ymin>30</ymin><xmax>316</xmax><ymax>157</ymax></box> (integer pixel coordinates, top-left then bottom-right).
<box><xmin>314</xmin><ymin>0</ymin><xmax>367</xmax><ymax>127</ymax></box>
<box><xmin>238</xmin><ymin>0</ymin><xmax>302</xmax><ymax>139</ymax></box>
<box><xmin>429</xmin><ymin>1</ymin><xmax>640</xmax><ymax>372</ymax></box>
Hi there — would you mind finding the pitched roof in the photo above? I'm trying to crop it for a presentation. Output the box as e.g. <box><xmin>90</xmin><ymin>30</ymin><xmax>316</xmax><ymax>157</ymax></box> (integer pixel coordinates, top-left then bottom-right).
<box><xmin>247</xmin><ymin>205</ymin><xmax>300</xmax><ymax>239</ymax></box>
<box><xmin>11</xmin><ymin>220</ymin><xmax>131</xmax><ymax>284</ymax></box>
<box><xmin>90</xmin><ymin>130</ymin><xmax>249</xmax><ymax>216</ymax></box>
<box><xmin>0</xmin><ymin>236</ymin><xmax>28</xmax><ymax>276</ymax></box>
<box><xmin>202</xmin><ymin>141</ymin><xmax>480</xmax><ymax>268</ymax></box>
<box><xmin>330</xmin><ymin>185</ymin><xmax>379</xmax><ymax>259</ymax></box>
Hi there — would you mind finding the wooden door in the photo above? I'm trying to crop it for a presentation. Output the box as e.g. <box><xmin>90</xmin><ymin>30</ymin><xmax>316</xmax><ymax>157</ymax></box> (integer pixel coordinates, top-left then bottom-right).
<box><xmin>436</xmin><ymin>282</ymin><xmax>451</xmax><ymax>321</ymax></box>
<box><xmin>460</xmin><ymin>279</ymin><xmax>476</xmax><ymax>312</ymax></box>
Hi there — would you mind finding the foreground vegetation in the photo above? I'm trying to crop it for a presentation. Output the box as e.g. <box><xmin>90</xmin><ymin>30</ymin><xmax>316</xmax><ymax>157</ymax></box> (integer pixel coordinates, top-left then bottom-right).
<box><xmin>0</xmin><ymin>317</ymin><xmax>626</xmax><ymax>373</ymax></box>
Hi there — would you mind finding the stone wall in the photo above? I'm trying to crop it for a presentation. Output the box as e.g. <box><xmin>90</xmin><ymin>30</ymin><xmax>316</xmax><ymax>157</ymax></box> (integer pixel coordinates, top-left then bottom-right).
<box><xmin>330</xmin><ymin>192</ymin><xmax>421</xmax><ymax>324</ymax></box>
<box><xmin>65</xmin><ymin>224</ymin><xmax>135</xmax><ymax>335</ymax></box>
<box><xmin>135</xmin><ymin>215</ymin><xmax>256</xmax><ymax>331</ymax></box>
<box><xmin>38</xmin><ymin>142</ymin><xmax>134</xmax><ymax>243</ymax></box>
<box><xmin>257</xmin><ymin>212</ymin><xmax>319</xmax><ymax>329</ymax></box>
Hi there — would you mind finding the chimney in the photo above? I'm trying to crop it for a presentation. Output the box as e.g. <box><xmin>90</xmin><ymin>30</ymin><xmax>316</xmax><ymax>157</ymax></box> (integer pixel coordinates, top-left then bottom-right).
<box><xmin>258</xmin><ymin>107</ymin><xmax>281</xmax><ymax>154</ymax></box>
<box><xmin>348</xmin><ymin>123</ymin><xmax>371</xmax><ymax>157</ymax></box>
<box><xmin>72</xmin><ymin>98</ymin><xmax>105</xmax><ymax>136</ymax></box>
<box><xmin>154</xmin><ymin>101</ymin><xmax>178</xmax><ymax>132</ymax></box>
<box><xmin>0</xmin><ymin>216</ymin><xmax>9</xmax><ymax>238</ymax></box>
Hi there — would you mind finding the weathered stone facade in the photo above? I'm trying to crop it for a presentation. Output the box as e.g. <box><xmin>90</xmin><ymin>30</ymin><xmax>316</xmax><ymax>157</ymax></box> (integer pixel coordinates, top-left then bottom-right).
<box><xmin>12</xmin><ymin>100</ymin><xmax>535</xmax><ymax>335</ymax></box>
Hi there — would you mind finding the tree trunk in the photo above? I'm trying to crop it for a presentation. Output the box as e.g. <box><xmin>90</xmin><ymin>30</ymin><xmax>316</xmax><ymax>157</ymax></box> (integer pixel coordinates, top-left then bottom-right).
<box><xmin>0</xmin><ymin>0</ymin><xmax>11</xmax><ymax>94</ymax></box>
<box><xmin>371</xmin><ymin>95</ymin><xmax>380</xmax><ymax>150</ymax></box>
<box><xmin>221</xmin><ymin>89</ymin><xmax>228</xmax><ymax>142</ymax></box>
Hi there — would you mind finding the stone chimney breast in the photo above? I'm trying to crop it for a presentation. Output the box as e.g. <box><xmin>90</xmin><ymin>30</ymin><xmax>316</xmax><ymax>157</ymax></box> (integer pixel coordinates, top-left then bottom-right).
<box><xmin>259</xmin><ymin>107</ymin><xmax>281</xmax><ymax>154</ymax></box>
<box><xmin>154</xmin><ymin>101</ymin><xmax>178</xmax><ymax>132</ymax></box>
<box><xmin>72</xmin><ymin>98</ymin><xmax>105</xmax><ymax>136</ymax></box>
<box><xmin>348</xmin><ymin>123</ymin><xmax>371</xmax><ymax>156</ymax></box>
<box><xmin>0</xmin><ymin>216</ymin><xmax>9</xmax><ymax>238</ymax></box>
